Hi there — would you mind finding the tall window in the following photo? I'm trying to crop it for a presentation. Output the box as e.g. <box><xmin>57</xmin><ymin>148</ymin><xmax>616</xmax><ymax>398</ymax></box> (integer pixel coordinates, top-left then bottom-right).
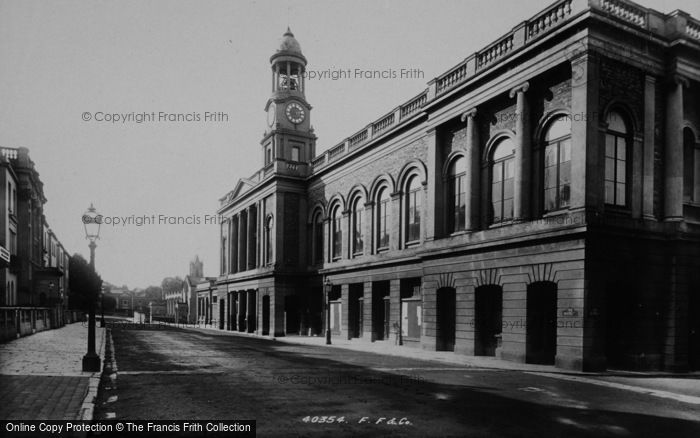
<box><xmin>376</xmin><ymin>187</ymin><xmax>390</xmax><ymax>251</ymax></box>
<box><xmin>604</xmin><ymin>112</ymin><xmax>629</xmax><ymax>206</ymax></box>
<box><xmin>491</xmin><ymin>138</ymin><xmax>515</xmax><ymax>223</ymax></box>
<box><xmin>447</xmin><ymin>157</ymin><xmax>466</xmax><ymax>233</ymax></box>
<box><xmin>684</xmin><ymin>128</ymin><xmax>697</xmax><ymax>203</ymax></box>
<box><xmin>291</xmin><ymin>146</ymin><xmax>300</xmax><ymax>162</ymax></box>
<box><xmin>265</xmin><ymin>215</ymin><xmax>274</xmax><ymax>265</ymax></box>
<box><xmin>351</xmin><ymin>198</ymin><xmax>364</xmax><ymax>256</ymax></box>
<box><xmin>543</xmin><ymin>116</ymin><xmax>572</xmax><ymax>212</ymax></box>
<box><xmin>313</xmin><ymin>212</ymin><xmax>324</xmax><ymax>264</ymax></box>
<box><xmin>331</xmin><ymin>206</ymin><xmax>342</xmax><ymax>260</ymax></box>
<box><xmin>265</xmin><ymin>145</ymin><xmax>272</xmax><ymax>165</ymax></box>
<box><xmin>405</xmin><ymin>176</ymin><xmax>422</xmax><ymax>243</ymax></box>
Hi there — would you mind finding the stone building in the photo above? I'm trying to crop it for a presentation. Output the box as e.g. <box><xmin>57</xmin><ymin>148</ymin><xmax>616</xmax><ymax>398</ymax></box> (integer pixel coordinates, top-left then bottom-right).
<box><xmin>216</xmin><ymin>0</ymin><xmax>700</xmax><ymax>371</ymax></box>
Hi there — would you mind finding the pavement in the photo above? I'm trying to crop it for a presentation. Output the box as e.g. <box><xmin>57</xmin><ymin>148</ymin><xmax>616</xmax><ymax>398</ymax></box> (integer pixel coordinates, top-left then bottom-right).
<box><xmin>174</xmin><ymin>322</ymin><xmax>700</xmax><ymax>403</ymax></box>
<box><xmin>0</xmin><ymin>321</ymin><xmax>106</xmax><ymax>420</ymax></box>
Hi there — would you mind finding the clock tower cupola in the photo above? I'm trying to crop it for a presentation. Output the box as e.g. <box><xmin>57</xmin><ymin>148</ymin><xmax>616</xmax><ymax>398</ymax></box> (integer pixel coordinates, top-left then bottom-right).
<box><xmin>262</xmin><ymin>28</ymin><xmax>316</xmax><ymax>167</ymax></box>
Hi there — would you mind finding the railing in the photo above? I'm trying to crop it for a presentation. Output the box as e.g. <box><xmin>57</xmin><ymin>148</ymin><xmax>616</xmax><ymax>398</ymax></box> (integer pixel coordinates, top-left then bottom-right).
<box><xmin>327</xmin><ymin>143</ymin><xmax>346</xmax><ymax>161</ymax></box>
<box><xmin>373</xmin><ymin>113</ymin><xmax>395</xmax><ymax>135</ymax></box>
<box><xmin>600</xmin><ymin>0</ymin><xmax>646</xmax><ymax>26</ymax></box>
<box><xmin>687</xmin><ymin>18</ymin><xmax>700</xmax><ymax>40</ymax></box>
<box><xmin>311</xmin><ymin>155</ymin><xmax>326</xmax><ymax>167</ymax></box>
<box><xmin>400</xmin><ymin>91</ymin><xmax>428</xmax><ymax>119</ymax></box>
<box><xmin>348</xmin><ymin>129</ymin><xmax>368</xmax><ymax>149</ymax></box>
<box><xmin>477</xmin><ymin>34</ymin><xmax>514</xmax><ymax>70</ymax></box>
<box><xmin>436</xmin><ymin>63</ymin><xmax>468</xmax><ymax>95</ymax></box>
<box><xmin>527</xmin><ymin>0</ymin><xmax>573</xmax><ymax>40</ymax></box>
<box><xmin>0</xmin><ymin>147</ymin><xmax>18</xmax><ymax>160</ymax></box>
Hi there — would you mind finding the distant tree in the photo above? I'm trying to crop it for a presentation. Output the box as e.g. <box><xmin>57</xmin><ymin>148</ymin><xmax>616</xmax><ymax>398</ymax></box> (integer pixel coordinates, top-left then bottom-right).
<box><xmin>161</xmin><ymin>277</ymin><xmax>184</xmax><ymax>299</ymax></box>
<box><xmin>144</xmin><ymin>286</ymin><xmax>163</xmax><ymax>302</ymax></box>
<box><xmin>102</xmin><ymin>295</ymin><xmax>117</xmax><ymax>313</ymax></box>
<box><xmin>68</xmin><ymin>254</ymin><xmax>102</xmax><ymax>311</ymax></box>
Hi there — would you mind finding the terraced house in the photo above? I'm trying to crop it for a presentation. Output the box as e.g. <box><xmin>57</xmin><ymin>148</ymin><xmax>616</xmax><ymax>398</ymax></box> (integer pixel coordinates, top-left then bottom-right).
<box><xmin>216</xmin><ymin>0</ymin><xmax>700</xmax><ymax>371</ymax></box>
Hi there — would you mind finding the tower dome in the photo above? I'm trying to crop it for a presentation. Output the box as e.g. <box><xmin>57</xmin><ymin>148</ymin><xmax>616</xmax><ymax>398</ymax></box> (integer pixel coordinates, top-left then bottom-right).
<box><xmin>278</xmin><ymin>27</ymin><xmax>302</xmax><ymax>54</ymax></box>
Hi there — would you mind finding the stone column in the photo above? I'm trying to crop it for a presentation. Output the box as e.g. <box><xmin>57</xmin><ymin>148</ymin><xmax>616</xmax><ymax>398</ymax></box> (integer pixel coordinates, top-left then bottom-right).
<box><xmin>238</xmin><ymin>290</ymin><xmax>246</xmax><ymax>332</ymax></box>
<box><xmin>230</xmin><ymin>216</ymin><xmax>238</xmax><ymax>273</ymax></box>
<box><xmin>510</xmin><ymin>82</ymin><xmax>531</xmax><ymax>222</ymax></box>
<box><xmin>643</xmin><ymin>75</ymin><xmax>657</xmax><ymax>219</ymax></box>
<box><xmin>390</xmin><ymin>279</ymin><xmax>401</xmax><ymax>345</ymax></box>
<box><xmin>425</xmin><ymin>128</ymin><xmax>441</xmax><ymax>239</ymax></box>
<box><xmin>363</xmin><ymin>202</ymin><xmax>372</xmax><ymax>256</ymax></box>
<box><xmin>362</xmin><ymin>280</ymin><xmax>374</xmax><ymax>341</ymax></box>
<box><xmin>238</xmin><ymin>211</ymin><xmax>247</xmax><ymax>271</ymax></box>
<box><xmin>341</xmin><ymin>210</ymin><xmax>350</xmax><ymax>259</ymax></box>
<box><xmin>570</xmin><ymin>51</ymin><xmax>601</xmax><ymax>211</ymax></box>
<box><xmin>665</xmin><ymin>74</ymin><xmax>688</xmax><ymax>221</ymax></box>
<box><xmin>390</xmin><ymin>192</ymin><xmax>401</xmax><ymax>250</ymax></box>
<box><xmin>247</xmin><ymin>206</ymin><xmax>257</xmax><ymax>270</ymax></box>
<box><xmin>247</xmin><ymin>290</ymin><xmax>256</xmax><ymax>333</ymax></box>
<box><xmin>341</xmin><ymin>284</ymin><xmax>350</xmax><ymax>340</ymax></box>
<box><xmin>462</xmin><ymin>108</ymin><xmax>480</xmax><ymax>230</ymax></box>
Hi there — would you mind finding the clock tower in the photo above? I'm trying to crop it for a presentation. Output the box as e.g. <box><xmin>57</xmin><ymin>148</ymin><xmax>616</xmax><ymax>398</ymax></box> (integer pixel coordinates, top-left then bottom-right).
<box><xmin>262</xmin><ymin>28</ymin><xmax>316</xmax><ymax>167</ymax></box>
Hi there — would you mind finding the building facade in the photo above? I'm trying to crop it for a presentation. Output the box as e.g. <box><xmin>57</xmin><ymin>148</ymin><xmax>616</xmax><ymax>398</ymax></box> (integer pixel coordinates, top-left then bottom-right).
<box><xmin>1</xmin><ymin>146</ymin><xmax>72</xmax><ymax>339</ymax></box>
<box><xmin>216</xmin><ymin>0</ymin><xmax>700</xmax><ymax>371</ymax></box>
<box><xmin>164</xmin><ymin>256</ymin><xmax>207</xmax><ymax>323</ymax></box>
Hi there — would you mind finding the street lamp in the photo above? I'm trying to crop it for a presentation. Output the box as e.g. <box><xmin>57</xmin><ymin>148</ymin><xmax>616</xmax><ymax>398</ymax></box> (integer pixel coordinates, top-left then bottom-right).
<box><xmin>82</xmin><ymin>203</ymin><xmax>102</xmax><ymax>372</ymax></box>
<box><xmin>100</xmin><ymin>287</ymin><xmax>105</xmax><ymax>328</ymax></box>
<box><xmin>324</xmin><ymin>278</ymin><xmax>332</xmax><ymax>345</ymax></box>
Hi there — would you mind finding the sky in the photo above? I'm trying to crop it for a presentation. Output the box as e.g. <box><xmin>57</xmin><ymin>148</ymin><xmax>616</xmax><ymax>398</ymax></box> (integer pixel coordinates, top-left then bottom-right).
<box><xmin>1</xmin><ymin>0</ymin><xmax>698</xmax><ymax>289</ymax></box>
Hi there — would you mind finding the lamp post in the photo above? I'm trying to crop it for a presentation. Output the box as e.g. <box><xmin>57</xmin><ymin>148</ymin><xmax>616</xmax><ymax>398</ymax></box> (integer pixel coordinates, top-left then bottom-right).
<box><xmin>100</xmin><ymin>286</ymin><xmax>105</xmax><ymax>327</ymax></box>
<box><xmin>324</xmin><ymin>278</ymin><xmax>332</xmax><ymax>345</ymax></box>
<box><xmin>82</xmin><ymin>203</ymin><xmax>102</xmax><ymax>372</ymax></box>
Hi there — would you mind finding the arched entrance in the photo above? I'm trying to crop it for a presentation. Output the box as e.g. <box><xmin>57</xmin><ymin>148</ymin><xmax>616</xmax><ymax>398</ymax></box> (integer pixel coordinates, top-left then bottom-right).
<box><xmin>436</xmin><ymin>287</ymin><xmax>456</xmax><ymax>351</ymax></box>
<box><xmin>475</xmin><ymin>285</ymin><xmax>503</xmax><ymax>356</ymax></box>
<box><xmin>526</xmin><ymin>281</ymin><xmax>557</xmax><ymax>364</ymax></box>
<box><xmin>262</xmin><ymin>295</ymin><xmax>270</xmax><ymax>336</ymax></box>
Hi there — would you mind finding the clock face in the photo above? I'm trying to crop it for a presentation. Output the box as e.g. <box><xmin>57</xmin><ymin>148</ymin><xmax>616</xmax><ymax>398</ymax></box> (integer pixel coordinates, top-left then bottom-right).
<box><xmin>285</xmin><ymin>102</ymin><xmax>305</xmax><ymax>124</ymax></box>
<box><xmin>267</xmin><ymin>102</ymin><xmax>276</xmax><ymax>127</ymax></box>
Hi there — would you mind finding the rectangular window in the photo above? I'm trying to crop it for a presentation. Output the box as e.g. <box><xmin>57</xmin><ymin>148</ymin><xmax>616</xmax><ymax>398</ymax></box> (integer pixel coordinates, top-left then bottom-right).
<box><xmin>265</xmin><ymin>145</ymin><xmax>272</xmax><ymax>165</ymax></box>
<box><xmin>604</xmin><ymin>134</ymin><xmax>627</xmax><ymax>206</ymax></box>
<box><xmin>332</xmin><ymin>217</ymin><xmax>342</xmax><ymax>260</ymax></box>
<box><xmin>291</xmin><ymin>146</ymin><xmax>300</xmax><ymax>162</ymax></box>
<box><xmin>378</xmin><ymin>199</ymin><xmax>389</xmax><ymax>249</ymax></box>
<box><xmin>407</xmin><ymin>190</ymin><xmax>421</xmax><ymax>242</ymax></box>
<box><xmin>492</xmin><ymin>159</ymin><xmax>514</xmax><ymax>222</ymax></box>
<box><xmin>353</xmin><ymin>210</ymin><xmax>363</xmax><ymax>255</ymax></box>
<box><xmin>314</xmin><ymin>221</ymin><xmax>324</xmax><ymax>264</ymax></box>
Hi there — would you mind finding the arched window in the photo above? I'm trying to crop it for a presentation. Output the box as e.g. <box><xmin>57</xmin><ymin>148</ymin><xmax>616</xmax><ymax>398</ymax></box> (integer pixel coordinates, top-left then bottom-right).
<box><xmin>405</xmin><ymin>175</ymin><xmax>422</xmax><ymax>243</ymax></box>
<box><xmin>543</xmin><ymin>116</ymin><xmax>572</xmax><ymax>212</ymax></box>
<box><xmin>376</xmin><ymin>187</ymin><xmax>390</xmax><ymax>251</ymax></box>
<box><xmin>265</xmin><ymin>215</ymin><xmax>274</xmax><ymax>265</ymax></box>
<box><xmin>447</xmin><ymin>156</ymin><xmax>467</xmax><ymax>233</ymax></box>
<box><xmin>313</xmin><ymin>212</ymin><xmax>324</xmax><ymax>264</ymax></box>
<box><xmin>684</xmin><ymin>128</ymin><xmax>697</xmax><ymax>203</ymax></box>
<box><xmin>605</xmin><ymin>111</ymin><xmax>629</xmax><ymax>206</ymax></box>
<box><xmin>491</xmin><ymin>138</ymin><xmax>515</xmax><ymax>223</ymax></box>
<box><xmin>331</xmin><ymin>206</ymin><xmax>343</xmax><ymax>260</ymax></box>
<box><xmin>351</xmin><ymin>198</ymin><xmax>364</xmax><ymax>256</ymax></box>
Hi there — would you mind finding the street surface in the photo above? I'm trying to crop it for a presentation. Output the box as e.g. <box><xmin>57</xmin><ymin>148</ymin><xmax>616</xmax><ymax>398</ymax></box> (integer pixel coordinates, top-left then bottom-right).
<box><xmin>95</xmin><ymin>324</ymin><xmax>700</xmax><ymax>437</ymax></box>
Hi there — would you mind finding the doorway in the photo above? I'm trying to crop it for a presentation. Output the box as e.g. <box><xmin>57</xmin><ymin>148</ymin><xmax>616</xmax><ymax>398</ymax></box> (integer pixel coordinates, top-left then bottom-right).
<box><xmin>372</xmin><ymin>281</ymin><xmax>390</xmax><ymax>341</ymax></box>
<box><xmin>262</xmin><ymin>295</ymin><xmax>270</xmax><ymax>336</ymax></box>
<box><xmin>349</xmin><ymin>284</ymin><xmax>363</xmax><ymax>338</ymax></box>
<box><xmin>436</xmin><ymin>287</ymin><xmax>456</xmax><ymax>351</ymax></box>
<box><xmin>526</xmin><ymin>282</ymin><xmax>557</xmax><ymax>364</ymax></box>
<box><xmin>475</xmin><ymin>285</ymin><xmax>503</xmax><ymax>356</ymax></box>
